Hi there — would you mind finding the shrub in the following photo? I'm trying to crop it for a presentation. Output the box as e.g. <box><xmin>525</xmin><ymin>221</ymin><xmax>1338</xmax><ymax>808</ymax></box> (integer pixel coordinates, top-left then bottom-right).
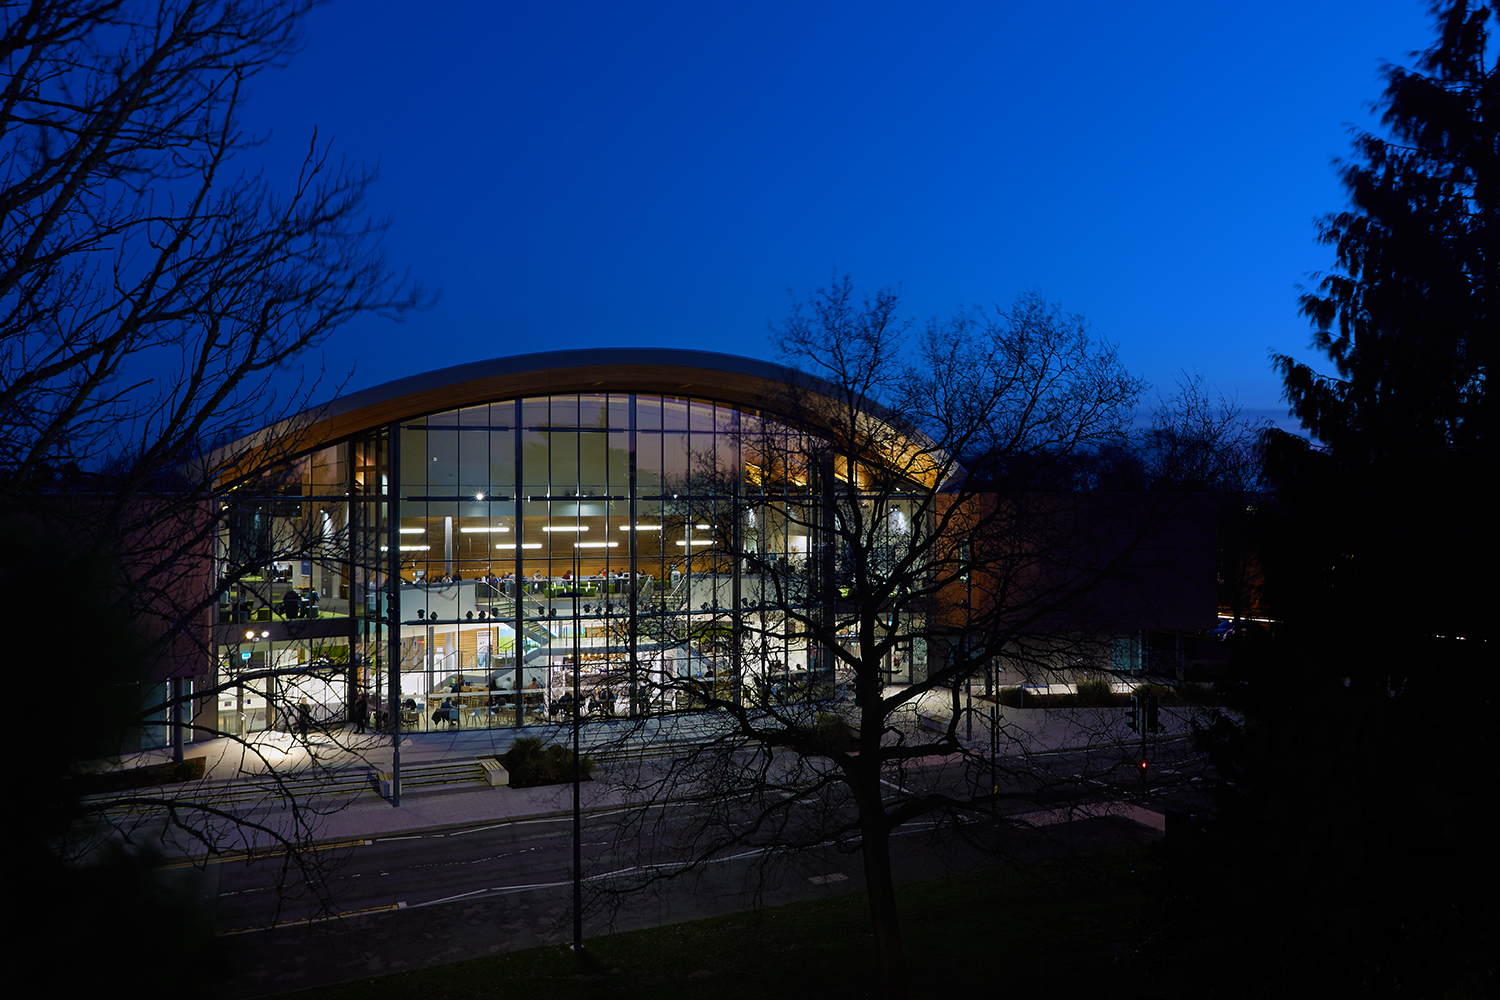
<box><xmin>498</xmin><ymin>738</ymin><xmax>594</xmax><ymax>788</ymax></box>
<box><xmin>1168</xmin><ymin>680</ymin><xmax>1226</xmax><ymax>706</ymax></box>
<box><xmin>1075</xmin><ymin>677</ymin><xmax>1114</xmax><ymax>706</ymax></box>
<box><xmin>815</xmin><ymin>712</ymin><xmax>855</xmax><ymax>752</ymax></box>
<box><xmin>73</xmin><ymin>756</ymin><xmax>207</xmax><ymax>795</ymax></box>
<box><xmin>1131</xmin><ymin>682</ymin><xmax>1174</xmax><ymax>702</ymax></box>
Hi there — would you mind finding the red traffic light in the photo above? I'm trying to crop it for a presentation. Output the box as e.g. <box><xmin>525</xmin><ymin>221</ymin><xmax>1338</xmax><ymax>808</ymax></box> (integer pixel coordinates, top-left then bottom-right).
<box><xmin>1139</xmin><ymin>759</ymin><xmax>1149</xmax><ymax>771</ymax></box>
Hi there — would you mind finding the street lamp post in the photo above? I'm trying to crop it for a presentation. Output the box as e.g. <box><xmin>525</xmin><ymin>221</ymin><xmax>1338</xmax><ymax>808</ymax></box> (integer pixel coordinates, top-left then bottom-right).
<box><xmin>560</xmin><ymin>546</ymin><xmax>584</xmax><ymax>952</ymax></box>
<box><xmin>243</xmin><ymin>628</ymin><xmax>269</xmax><ymax>737</ymax></box>
<box><xmin>988</xmin><ymin>659</ymin><xmax>998</xmax><ymax>809</ymax></box>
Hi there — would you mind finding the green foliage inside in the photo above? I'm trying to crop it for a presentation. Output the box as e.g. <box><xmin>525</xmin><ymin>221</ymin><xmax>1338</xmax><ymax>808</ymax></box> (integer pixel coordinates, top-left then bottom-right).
<box><xmin>498</xmin><ymin>738</ymin><xmax>595</xmax><ymax>789</ymax></box>
<box><xmin>310</xmin><ymin>644</ymin><xmax>350</xmax><ymax>663</ymax></box>
<box><xmin>690</xmin><ymin>623</ymin><xmax>733</xmax><ymax>643</ymax></box>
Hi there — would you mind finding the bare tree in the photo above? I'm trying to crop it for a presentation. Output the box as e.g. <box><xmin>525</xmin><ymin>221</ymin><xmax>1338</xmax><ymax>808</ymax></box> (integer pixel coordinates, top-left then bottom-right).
<box><xmin>0</xmin><ymin>2</ymin><xmax>421</xmax><ymax>982</ymax></box>
<box><xmin>592</xmin><ymin>279</ymin><xmax>1220</xmax><ymax>998</ymax></box>
<box><xmin>0</xmin><ymin>0</ymin><xmax>421</xmax><ymax>608</ymax></box>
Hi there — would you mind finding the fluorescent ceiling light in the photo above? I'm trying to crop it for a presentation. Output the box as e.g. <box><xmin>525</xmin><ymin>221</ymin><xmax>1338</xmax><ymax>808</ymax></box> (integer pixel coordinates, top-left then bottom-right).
<box><xmin>542</xmin><ymin>525</ymin><xmax>588</xmax><ymax>532</ymax></box>
<box><xmin>495</xmin><ymin>543</ymin><xmax>543</xmax><ymax>550</ymax></box>
<box><xmin>694</xmin><ymin>524</ymin><xmax>711</xmax><ymax>529</ymax></box>
<box><xmin>398</xmin><ymin>527</ymin><xmax>425</xmax><ymax>534</ymax></box>
<box><xmin>675</xmin><ymin>540</ymin><xmax>714</xmax><ymax>547</ymax></box>
<box><xmin>618</xmin><ymin>524</ymin><xmax>662</xmax><ymax>531</ymax></box>
<box><xmin>379</xmin><ymin>544</ymin><xmax>431</xmax><ymax>551</ymax></box>
<box><xmin>460</xmin><ymin>526</ymin><xmax>510</xmax><ymax>533</ymax></box>
<box><xmin>575</xmin><ymin>542</ymin><xmax>619</xmax><ymax>549</ymax></box>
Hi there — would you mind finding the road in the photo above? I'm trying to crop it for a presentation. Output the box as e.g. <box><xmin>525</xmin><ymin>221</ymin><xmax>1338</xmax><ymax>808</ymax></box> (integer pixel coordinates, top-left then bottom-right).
<box><xmin>212</xmin><ymin>748</ymin><xmax>1187</xmax><ymax>998</ymax></box>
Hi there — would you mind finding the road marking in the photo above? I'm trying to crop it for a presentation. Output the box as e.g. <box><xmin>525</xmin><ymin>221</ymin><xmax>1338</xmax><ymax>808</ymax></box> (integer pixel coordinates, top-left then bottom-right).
<box><xmin>404</xmin><ymin>880</ymin><xmax>572</xmax><ymax>906</ymax></box>
<box><xmin>1010</xmin><ymin>801</ymin><xmax>1166</xmax><ymax>831</ymax></box>
<box><xmin>446</xmin><ymin>823</ymin><xmax>512</xmax><ymax>836</ymax></box>
<box><xmin>219</xmin><ymin>900</ymin><xmax>405</xmax><ymax>935</ymax></box>
<box><xmin>163</xmin><ymin>837</ymin><xmax>369</xmax><ymax>869</ymax></box>
<box><xmin>416</xmin><ymin>887</ymin><xmax>491</xmax><ymax>906</ymax></box>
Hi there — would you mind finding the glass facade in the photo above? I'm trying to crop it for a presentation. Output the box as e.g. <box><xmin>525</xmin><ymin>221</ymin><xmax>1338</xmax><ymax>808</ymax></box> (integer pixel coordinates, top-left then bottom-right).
<box><xmin>210</xmin><ymin>390</ymin><xmax>923</xmax><ymax>734</ymax></box>
<box><xmin>213</xmin><ymin>430</ymin><xmax>391</xmax><ymax>736</ymax></box>
<box><xmin>391</xmin><ymin>392</ymin><xmax>824</xmax><ymax>730</ymax></box>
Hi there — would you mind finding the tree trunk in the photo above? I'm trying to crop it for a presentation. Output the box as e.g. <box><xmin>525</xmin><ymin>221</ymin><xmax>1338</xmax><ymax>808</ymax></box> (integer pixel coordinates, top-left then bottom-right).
<box><xmin>861</xmin><ymin>818</ymin><xmax>908</xmax><ymax>999</ymax></box>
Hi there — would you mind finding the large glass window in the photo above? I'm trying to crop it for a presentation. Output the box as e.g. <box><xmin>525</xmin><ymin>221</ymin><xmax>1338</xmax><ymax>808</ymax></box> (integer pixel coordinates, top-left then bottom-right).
<box><xmin>373</xmin><ymin>391</ymin><xmax>827</xmax><ymax>728</ymax></box>
<box><xmin>209</xmin><ymin>390</ymin><xmax>859</xmax><ymax>737</ymax></box>
<box><xmin>211</xmin><ymin>431</ymin><xmax>384</xmax><ymax>737</ymax></box>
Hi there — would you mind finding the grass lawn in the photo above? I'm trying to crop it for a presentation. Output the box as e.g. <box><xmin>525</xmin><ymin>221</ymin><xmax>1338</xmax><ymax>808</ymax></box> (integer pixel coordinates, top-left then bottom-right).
<box><xmin>270</xmin><ymin>843</ymin><xmax>1160</xmax><ymax>1000</ymax></box>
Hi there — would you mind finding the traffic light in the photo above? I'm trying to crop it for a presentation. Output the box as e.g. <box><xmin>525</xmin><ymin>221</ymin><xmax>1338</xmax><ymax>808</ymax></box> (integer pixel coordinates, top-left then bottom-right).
<box><xmin>1138</xmin><ymin>758</ymin><xmax>1149</xmax><ymax>772</ymax></box>
<box><xmin>1127</xmin><ymin>694</ymin><xmax>1139</xmax><ymax>730</ymax></box>
<box><xmin>1146</xmin><ymin>693</ymin><xmax>1161</xmax><ymax>733</ymax></box>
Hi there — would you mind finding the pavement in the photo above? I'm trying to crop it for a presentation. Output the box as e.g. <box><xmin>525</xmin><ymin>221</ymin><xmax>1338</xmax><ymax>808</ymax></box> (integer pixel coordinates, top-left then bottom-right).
<box><xmin>110</xmin><ymin>722</ymin><xmax>667</xmax><ymax>854</ymax></box>
<box><xmin>103</xmin><ymin>684</ymin><xmax>1199</xmax><ymax>856</ymax></box>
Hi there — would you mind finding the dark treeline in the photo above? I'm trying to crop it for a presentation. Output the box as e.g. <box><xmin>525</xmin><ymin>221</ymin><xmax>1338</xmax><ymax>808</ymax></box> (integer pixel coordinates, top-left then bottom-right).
<box><xmin>1156</xmin><ymin>3</ymin><xmax>1497</xmax><ymax>997</ymax></box>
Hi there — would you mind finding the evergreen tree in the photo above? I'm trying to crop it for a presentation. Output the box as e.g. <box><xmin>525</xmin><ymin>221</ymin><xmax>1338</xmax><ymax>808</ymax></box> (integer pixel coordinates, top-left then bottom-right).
<box><xmin>1161</xmin><ymin>6</ymin><xmax>1497</xmax><ymax>996</ymax></box>
<box><xmin>1268</xmin><ymin>0</ymin><xmax>1495</xmax><ymax>662</ymax></box>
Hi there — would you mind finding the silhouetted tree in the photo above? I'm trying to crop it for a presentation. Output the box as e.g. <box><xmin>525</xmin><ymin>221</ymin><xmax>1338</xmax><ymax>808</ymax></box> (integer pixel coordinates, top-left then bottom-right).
<box><xmin>1172</xmin><ymin>4</ymin><xmax>1498</xmax><ymax>996</ymax></box>
<box><xmin>596</xmin><ymin>279</ymin><xmax>1221</xmax><ymax>999</ymax></box>
<box><xmin>0</xmin><ymin>2</ymin><xmax>421</xmax><ymax>987</ymax></box>
<box><xmin>1271</xmin><ymin>0</ymin><xmax>1494</xmax><ymax>662</ymax></box>
<box><xmin>0</xmin><ymin>0</ymin><xmax>422</xmax><ymax>646</ymax></box>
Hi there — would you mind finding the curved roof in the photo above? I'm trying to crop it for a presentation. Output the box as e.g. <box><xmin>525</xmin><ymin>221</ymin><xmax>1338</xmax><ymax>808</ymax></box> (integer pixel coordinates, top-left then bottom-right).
<box><xmin>228</xmin><ymin>348</ymin><xmax>951</xmax><ymax>489</ymax></box>
<box><xmin>302</xmin><ymin>348</ymin><xmax>838</xmax><ymax>440</ymax></box>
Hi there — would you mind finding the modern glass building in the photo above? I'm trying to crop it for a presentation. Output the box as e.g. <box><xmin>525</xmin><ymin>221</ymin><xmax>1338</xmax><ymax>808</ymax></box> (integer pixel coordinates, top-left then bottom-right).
<box><xmin>210</xmin><ymin>349</ymin><xmax>923</xmax><ymax>736</ymax></box>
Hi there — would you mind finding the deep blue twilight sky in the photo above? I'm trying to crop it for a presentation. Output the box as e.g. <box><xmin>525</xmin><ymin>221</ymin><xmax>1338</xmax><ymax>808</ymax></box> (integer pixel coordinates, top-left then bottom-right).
<box><xmin>241</xmin><ymin>0</ymin><xmax>1436</xmax><ymax>430</ymax></box>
